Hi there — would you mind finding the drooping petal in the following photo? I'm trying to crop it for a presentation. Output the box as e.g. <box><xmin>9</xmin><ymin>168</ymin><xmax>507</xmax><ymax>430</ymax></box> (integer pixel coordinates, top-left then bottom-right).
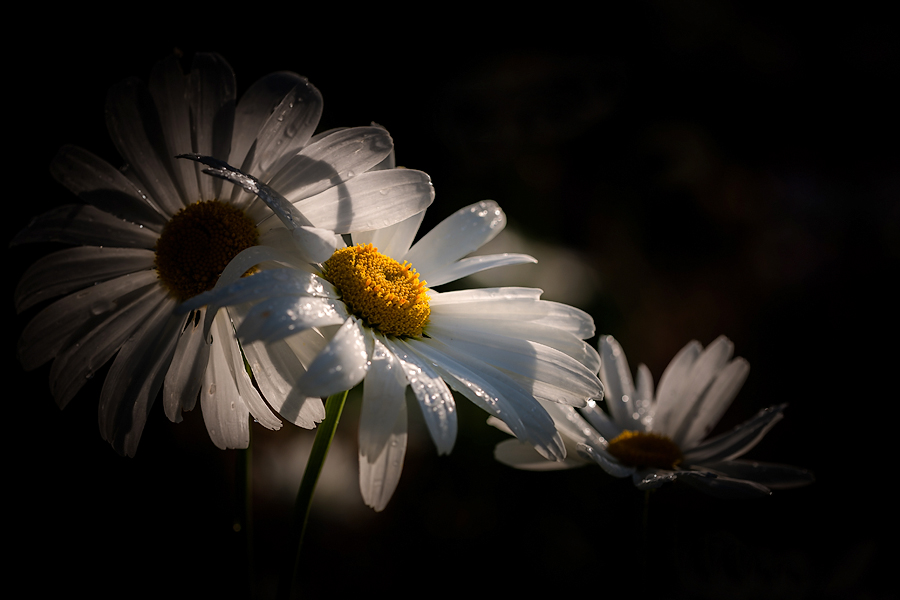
<box><xmin>163</xmin><ymin>309</ymin><xmax>209</xmax><ymax>422</ymax></box>
<box><xmin>495</xmin><ymin>439</ymin><xmax>580</xmax><ymax>471</ymax></box>
<box><xmin>409</xmin><ymin>337</ymin><xmax>564</xmax><ymax>461</ymax></box>
<box><xmin>700</xmin><ymin>459</ymin><xmax>814</xmax><ymax>489</ymax></box>
<box><xmin>11</xmin><ymin>204</ymin><xmax>159</xmax><ymax>248</ymax></box>
<box><xmin>359</xmin><ymin>398</ymin><xmax>407</xmax><ymax>512</ymax></box>
<box><xmin>292</xmin><ymin>169</ymin><xmax>435</xmax><ymax>233</ymax></box>
<box><xmin>237</xmin><ymin>295</ymin><xmax>348</xmax><ymax>343</ymax></box>
<box><xmin>427</xmin><ymin>313</ymin><xmax>600</xmax><ymax>373</ymax></box>
<box><xmin>48</xmin><ymin>145</ymin><xmax>168</xmax><ymax>229</ymax></box>
<box><xmin>577</xmin><ymin>443</ymin><xmax>636</xmax><ymax>478</ymax></box>
<box><xmin>676</xmin><ymin>471</ymin><xmax>772</xmax><ymax>498</ymax></box>
<box><xmin>15</xmin><ymin>247</ymin><xmax>155</xmax><ymax>313</ymax></box>
<box><xmin>404</xmin><ymin>201</ymin><xmax>506</xmax><ymax>276</ymax></box>
<box><xmin>425</xmin><ymin>323</ymin><xmax>600</xmax><ymax>405</ymax></box>
<box><xmin>383</xmin><ymin>336</ymin><xmax>457</xmax><ymax>455</ymax></box>
<box><xmin>359</xmin><ymin>340</ymin><xmax>409</xmax><ymax>461</ymax></box>
<box><xmin>293</xmin><ymin>317</ymin><xmax>368</xmax><ymax>398</ymax></box>
<box><xmin>98</xmin><ymin>298</ymin><xmax>182</xmax><ymax>456</ymax></box>
<box><xmin>200</xmin><ymin>313</ymin><xmax>251</xmax><ymax>449</ymax></box>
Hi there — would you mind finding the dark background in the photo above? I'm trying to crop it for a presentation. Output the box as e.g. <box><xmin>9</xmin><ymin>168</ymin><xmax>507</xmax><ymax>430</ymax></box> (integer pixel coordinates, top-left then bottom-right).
<box><xmin>8</xmin><ymin>3</ymin><xmax>896</xmax><ymax>598</ymax></box>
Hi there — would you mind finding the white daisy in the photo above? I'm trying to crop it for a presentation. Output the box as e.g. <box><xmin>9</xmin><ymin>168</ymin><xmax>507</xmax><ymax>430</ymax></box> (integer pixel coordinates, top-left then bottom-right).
<box><xmin>179</xmin><ymin>158</ymin><xmax>604</xmax><ymax>510</ymax></box>
<box><xmin>494</xmin><ymin>335</ymin><xmax>813</xmax><ymax>497</ymax></box>
<box><xmin>13</xmin><ymin>53</ymin><xmax>433</xmax><ymax>456</ymax></box>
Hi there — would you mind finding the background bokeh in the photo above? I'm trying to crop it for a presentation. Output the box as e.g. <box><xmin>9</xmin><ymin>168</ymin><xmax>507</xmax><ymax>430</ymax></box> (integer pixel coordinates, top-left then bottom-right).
<box><xmin>8</xmin><ymin>3</ymin><xmax>896</xmax><ymax>598</ymax></box>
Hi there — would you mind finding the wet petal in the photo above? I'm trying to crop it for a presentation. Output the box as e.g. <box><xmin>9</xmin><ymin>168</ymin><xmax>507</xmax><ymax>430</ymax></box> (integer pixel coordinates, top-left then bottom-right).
<box><xmin>293</xmin><ymin>318</ymin><xmax>368</xmax><ymax>398</ymax></box>
<box><xmin>678</xmin><ymin>356</ymin><xmax>750</xmax><ymax>449</ymax></box>
<box><xmin>163</xmin><ymin>309</ymin><xmax>209</xmax><ymax>422</ymax></box>
<box><xmin>577</xmin><ymin>442</ymin><xmax>636</xmax><ymax>478</ymax></box>
<box><xmin>495</xmin><ymin>438</ymin><xmax>580</xmax><ymax>471</ymax></box>
<box><xmin>353</xmin><ymin>210</ymin><xmax>425</xmax><ymax>262</ymax></box>
<box><xmin>423</xmin><ymin>253</ymin><xmax>537</xmax><ymax>287</ymax></box>
<box><xmin>359</xmin><ymin>399</ymin><xmax>407</xmax><ymax>512</ymax></box>
<box><xmin>359</xmin><ymin>340</ymin><xmax>409</xmax><ymax>461</ymax></box>
<box><xmin>651</xmin><ymin>339</ymin><xmax>701</xmax><ymax>436</ymax></box>
<box><xmin>200</xmin><ymin>313</ymin><xmax>251</xmax><ymax>449</ymax></box>
<box><xmin>237</xmin><ymin>295</ymin><xmax>347</xmax><ymax>343</ymax></box>
<box><xmin>404</xmin><ymin>201</ymin><xmax>506</xmax><ymax>276</ymax></box>
<box><xmin>267</xmin><ymin>126</ymin><xmax>394</xmax><ymax>203</ymax></box>
<box><xmin>701</xmin><ymin>459</ymin><xmax>814</xmax><ymax>489</ymax></box>
<box><xmin>599</xmin><ymin>335</ymin><xmax>639</xmax><ymax>430</ymax></box>
<box><xmin>293</xmin><ymin>169</ymin><xmax>434</xmax><ymax>233</ymax></box>
<box><xmin>384</xmin><ymin>336</ymin><xmax>457</xmax><ymax>455</ymax></box>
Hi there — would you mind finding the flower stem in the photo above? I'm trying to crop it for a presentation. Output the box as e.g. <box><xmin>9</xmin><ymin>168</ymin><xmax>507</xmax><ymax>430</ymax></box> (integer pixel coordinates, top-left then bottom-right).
<box><xmin>278</xmin><ymin>389</ymin><xmax>350</xmax><ymax>599</ymax></box>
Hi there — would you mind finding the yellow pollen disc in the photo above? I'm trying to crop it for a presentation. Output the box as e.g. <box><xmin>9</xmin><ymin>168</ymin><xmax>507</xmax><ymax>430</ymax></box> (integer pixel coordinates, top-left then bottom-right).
<box><xmin>323</xmin><ymin>243</ymin><xmax>430</xmax><ymax>337</ymax></box>
<box><xmin>606</xmin><ymin>430</ymin><xmax>684</xmax><ymax>470</ymax></box>
<box><xmin>154</xmin><ymin>200</ymin><xmax>259</xmax><ymax>302</ymax></box>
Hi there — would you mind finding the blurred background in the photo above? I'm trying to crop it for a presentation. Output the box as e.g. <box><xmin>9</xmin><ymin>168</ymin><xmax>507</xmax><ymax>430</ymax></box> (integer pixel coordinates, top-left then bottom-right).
<box><xmin>7</xmin><ymin>3</ymin><xmax>896</xmax><ymax>598</ymax></box>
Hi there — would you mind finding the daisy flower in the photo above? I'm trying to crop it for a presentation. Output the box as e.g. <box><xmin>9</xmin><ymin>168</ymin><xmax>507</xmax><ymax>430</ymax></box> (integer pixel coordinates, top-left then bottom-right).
<box><xmin>13</xmin><ymin>53</ymin><xmax>433</xmax><ymax>456</ymax></box>
<box><xmin>179</xmin><ymin>157</ymin><xmax>604</xmax><ymax>510</ymax></box>
<box><xmin>494</xmin><ymin>335</ymin><xmax>813</xmax><ymax>497</ymax></box>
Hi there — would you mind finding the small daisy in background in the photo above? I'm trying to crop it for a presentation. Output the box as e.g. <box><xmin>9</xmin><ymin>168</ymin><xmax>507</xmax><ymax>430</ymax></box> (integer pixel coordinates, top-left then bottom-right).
<box><xmin>494</xmin><ymin>334</ymin><xmax>813</xmax><ymax>497</ymax></box>
<box><xmin>13</xmin><ymin>52</ymin><xmax>433</xmax><ymax>456</ymax></box>
<box><xmin>178</xmin><ymin>156</ymin><xmax>605</xmax><ymax>511</ymax></box>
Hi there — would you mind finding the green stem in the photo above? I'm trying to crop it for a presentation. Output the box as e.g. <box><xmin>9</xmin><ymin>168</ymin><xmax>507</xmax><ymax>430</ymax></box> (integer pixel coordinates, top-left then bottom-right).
<box><xmin>277</xmin><ymin>389</ymin><xmax>350</xmax><ymax>599</ymax></box>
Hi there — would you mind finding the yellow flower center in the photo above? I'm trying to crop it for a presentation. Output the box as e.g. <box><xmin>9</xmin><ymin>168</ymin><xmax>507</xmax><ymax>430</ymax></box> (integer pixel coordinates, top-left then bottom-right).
<box><xmin>154</xmin><ymin>200</ymin><xmax>259</xmax><ymax>302</ymax></box>
<box><xmin>606</xmin><ymin>430</ymin><xmax>684</xmax><ymax>470</ymax></box>
<box><xmin>323</xmin><ymin>243</ymin><xmax>430</xmax><ymax>337</ymax></box>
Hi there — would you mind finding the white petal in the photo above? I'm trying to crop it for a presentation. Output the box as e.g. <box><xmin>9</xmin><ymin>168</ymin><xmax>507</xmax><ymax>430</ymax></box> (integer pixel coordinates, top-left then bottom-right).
<box><xmin>599</xmin><ymin>335</ymin><xmax>638</xmax><ymax>430</ymax></box>
<box><xmin>18</xmin><ymin>270</ymin><xmax>159</xmax><ymax>371</ymax></box>
<box><xmin>668</xmin><ymin>335</ymin><xmax>736</xmax><ymax>446</ymax></box>
<box><xmin>200</xmin><ymin>314</ymin><xmax>251</xmax><ymax>449</ymax></box>
<box><xmin>49</xmin><ymin>145</ymin><xmax>168</xmax><ymax>228</ymax></box>
<box><xmin>147</xmin><ymin>55</ymin><xmax>202</xmax><ymax>205</ymax></box>
<box><xmin>359</xmin><ymin>340</ymin><xmax>409</xmax><ymax>460</ymax></box>
<box><xmin>240</xmin><ymin>335</ymin><xmax>324</xmax><ymax>429</ymax></box>
<box><xmin>163</xmin><ymin>309</ymin><xmax>209</xmax><ymax>422</ymax></box>
<box><xmin>359</xmin><ymin>399</ymin><xmax>407</xmax><ymax>512</ymax></box>
<box><xmin>11</xmin><ymin>204</ymin><xmax>159</xmax><ymax>248</ymax></box>
<box><xmin>49</xmin><ymin>279</ymin><xmax>166</xmax><ymax>408</ymax></box>
<box><xmin>293</xmin><ymin>318</ymin><xmax>368</xmax><ymax>398</ymax></box>
<box><xmin>237</xmin><ymin>295</ymin><xmax>347</xmax><ymax>343</ymax></box>
<box><xmin>424</xmin><ymin>253</ymin><xmax>537</xmax><ymax>287</ymax></box>
<box><xmin>384</xmin><ymin>337</ymin><xmax>457</xmax><ymax>455</ymax></box>
<box><xmin>678</xmin><ymin>357</ymin><xmax>750</xmax><ymax>449</ymax></box>
<box><xmin>98</xmin><ymin>299</ymin><xmax>182</xmax><ymax>456</ymax></box>
<box><xmin>404</xmin><ymin>201</ymin><xmax>506</xmax><ymax>275</ymax></box>
<box><xmin>105</xmin><ymin>76</ymin><xmax>185</xmax><ymax>217</ymax></box>
<box><xmin>231</xmin><ymin>72</ymin><xmax>309</xmax><ymax>173</ymax></box>
<box><xmin>188</xmin><ymin>53</ymin><xmax>236</xmax><ymax>201</ymax></box>
<box><xmin>683</xmin><ymin>404</ymin><xmax>787</xmax><ymax>463</ymax></box>
<box><xmin>15</xmin><ymin>247</ymin><xmax>155</xmax><ymax>313</ymax></box>
<box><xmin>577</xmin><ymin>442</ymin><xmax>636</xmax><ymax>478</ymax></box>
<box><xmin>292</xmin><ymin>169</ymin><xmax>434</xmax><ymax>233</ymax></box>
<box><xmin>494</xmin><ymin>439</ymin><xmax>579</xmax><ymax>471</ymax></box>
<box><xmin>353</xmin><ymin>210</ymin><xmax>425</xmax><ymax>261</ymax></box>
<box><xmin>425</xmin><ymin>324</ymin><xmax>601</xmax><ymax>404</ymax></box>
<box><xmin>267</xmin><ymin>126</ymin><xmax>394</xmax><ymax>203</ymax></box>
<box><xmin>651</xmin><ymin>340</ymin><xmax>701</xmax><ymax>436</ymax></box>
